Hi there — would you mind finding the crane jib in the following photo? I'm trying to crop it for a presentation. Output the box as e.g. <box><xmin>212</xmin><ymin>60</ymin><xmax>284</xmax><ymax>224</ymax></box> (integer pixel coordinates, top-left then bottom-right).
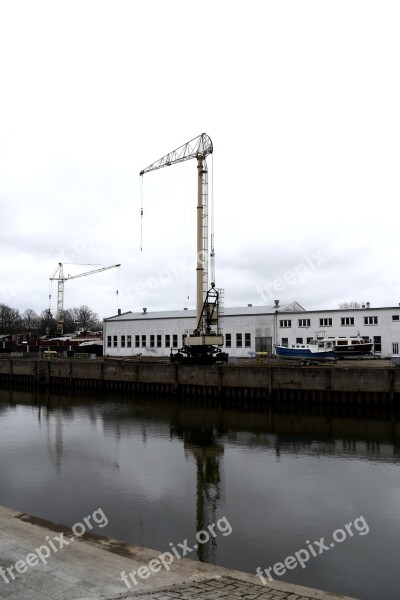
<box><xmin>139</xmin><ymin>133</ymin><xmax>213</xmax><ymax>176</ymax></box>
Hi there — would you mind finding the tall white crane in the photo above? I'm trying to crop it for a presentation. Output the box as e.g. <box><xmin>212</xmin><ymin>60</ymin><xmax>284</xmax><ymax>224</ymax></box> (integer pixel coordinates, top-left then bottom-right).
<box><xmin>50</xmin><ymin>263</ymin><xmax>121</xmax><ymax>334</ymax></box>
<box><xmin>140</xmin><ymin>133</ymin><xmax>227</xmax><ymax>364</ymax></box>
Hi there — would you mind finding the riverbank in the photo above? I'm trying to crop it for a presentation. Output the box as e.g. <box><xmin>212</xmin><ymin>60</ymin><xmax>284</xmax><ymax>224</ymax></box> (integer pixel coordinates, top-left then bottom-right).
<box><xmin>0</xmin><ymin>357</ymin><xmax>399</xmax><ymax>403</ymax></box>
<box><xmin>0</xmin><ymin>504</ymin><xmax>357</xmax><ymax>599</ymax></box>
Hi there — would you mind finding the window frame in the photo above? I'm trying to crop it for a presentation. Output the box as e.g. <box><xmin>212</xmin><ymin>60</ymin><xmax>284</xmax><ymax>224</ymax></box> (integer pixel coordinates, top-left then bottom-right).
<box><xmin>341</xmin><ymin>317</ymin><xmax>355</xmax><ymax>326</ymax></box>
<box><xmin>298</xmin><ymin>319</ymin><xmax>311</xmax><ymax>328</ymax></box>
<box><xmin>364</xmin><ymin>316</ymin><xmax>378</xmax><ymax>326</ymax></box>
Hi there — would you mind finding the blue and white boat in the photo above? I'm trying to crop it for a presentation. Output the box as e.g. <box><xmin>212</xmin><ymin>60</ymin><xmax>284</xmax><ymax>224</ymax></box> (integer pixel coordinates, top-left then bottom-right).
<box><xmin>275</xmin><ymin>342</ymin><xmax>335</xmax><ymax>365</ymax></box>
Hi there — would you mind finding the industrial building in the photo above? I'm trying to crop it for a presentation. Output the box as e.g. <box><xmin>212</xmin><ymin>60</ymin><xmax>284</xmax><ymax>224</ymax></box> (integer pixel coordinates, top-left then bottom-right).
<box><xmin>103</xmin><ymin>301</ymin><xmax>400</xmax><ymax>358</ymax></box>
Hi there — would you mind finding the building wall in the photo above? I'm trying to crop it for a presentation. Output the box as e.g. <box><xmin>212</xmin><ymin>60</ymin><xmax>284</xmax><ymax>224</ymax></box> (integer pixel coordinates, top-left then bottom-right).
<box><xmin>103</xmin><ymin>306</ymin><xmax>400</xmax><ymax>358</ymax></box>
<box><xmin>103</xmin><ymin>316</ymin><xmax>196</xmax><ymax>358</ymax></box>
<box><xmin>275</xmin><ymin>307</ymin><xmax>400</xmax><ymax>357</ymax></box>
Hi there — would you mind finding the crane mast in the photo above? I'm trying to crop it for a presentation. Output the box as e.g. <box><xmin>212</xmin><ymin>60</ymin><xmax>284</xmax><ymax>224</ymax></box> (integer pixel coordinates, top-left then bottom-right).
<box><xmin>140</xmin><ymin>133</ymin><xmax>227</xmax><ymax>364</ymax></box>
<box><xmin>50</xmin><ymin>263</ymin><xmax>121</xmax><ymax>334</ymax></box>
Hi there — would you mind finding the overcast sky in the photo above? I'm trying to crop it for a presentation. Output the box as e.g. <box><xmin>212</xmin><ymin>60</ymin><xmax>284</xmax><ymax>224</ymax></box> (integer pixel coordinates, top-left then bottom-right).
<box><xmin>1</xmin><ymin>0</ymin><xmax>399</xmax><ymax>321</ymax></box>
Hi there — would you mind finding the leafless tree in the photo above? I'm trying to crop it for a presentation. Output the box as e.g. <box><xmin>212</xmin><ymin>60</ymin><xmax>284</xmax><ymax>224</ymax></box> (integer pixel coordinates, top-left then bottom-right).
<box><xmin>22</xmin><ymin>308</ymin><xmax>40</xmax><ymax>332</ymax></box>
<box><xmin>0</xmin><ymin>304</ymin><xmax>22</xmax><ymax>333</ymax></box>
<box><xmin>338</xmin><ymin>301</ymin><xmax>362</xmax><ymax>309</ymax></box>
<box><xmin>65</xmin><ymin>305</ymin><xmax>101</xmax><ymax>331</ymax></box>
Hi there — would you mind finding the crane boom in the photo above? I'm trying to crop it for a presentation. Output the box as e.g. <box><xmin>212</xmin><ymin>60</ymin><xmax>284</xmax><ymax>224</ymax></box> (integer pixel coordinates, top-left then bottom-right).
<box><xmin>139</xmin><ymin>133</ymin><xmax>213</xmax><ymax>176</ymax></box>
<box><xmin>49</xmin><ymin>263</ymin><xmax>121</xmax><ymax>334</ymax></box>
<box><xmin>50</xmin><ymin>263</ymin><xmax>121</xmax><ymax>282</ymax></box>
<box><xmin>140</xmin><ymin>133</ymin><xmax>226</xmax><ymax>364</ymax></box>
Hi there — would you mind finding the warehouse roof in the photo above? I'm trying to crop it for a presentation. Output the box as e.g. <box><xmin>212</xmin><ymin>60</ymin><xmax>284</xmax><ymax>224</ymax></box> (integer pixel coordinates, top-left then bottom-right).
<box><xmin>104</xmin><ymin>302</ymin><xmax>304</xmax><ymax>322</ymax></box>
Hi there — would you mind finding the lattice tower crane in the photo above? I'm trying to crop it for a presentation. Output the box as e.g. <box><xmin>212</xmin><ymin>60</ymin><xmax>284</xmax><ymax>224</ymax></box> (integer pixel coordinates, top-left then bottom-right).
<box><xmin>140</xmin><ymin>133</ymin><xmax>227</xmax><ymax>364</ymax></box>
<box><xmin>50</xmin><ymin>263</ymin><xmax>121</xmax><ymax>334</ymax></box>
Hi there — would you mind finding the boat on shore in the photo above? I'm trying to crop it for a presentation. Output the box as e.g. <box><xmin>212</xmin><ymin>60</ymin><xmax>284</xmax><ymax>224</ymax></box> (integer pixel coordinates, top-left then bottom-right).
<box><xmin>275</xmin><ymin>342</ymin><xmax>336</xmax><ymax>365</ymax></box>
<box><xmin>78</xmin><ymin>340</ymin><xmax>103</xmax><ymax>356</ymax></box>
<box><xmin>316</xmin><ymin>335</ymin><xmax>373</xmax><ymax>358</ymax></box>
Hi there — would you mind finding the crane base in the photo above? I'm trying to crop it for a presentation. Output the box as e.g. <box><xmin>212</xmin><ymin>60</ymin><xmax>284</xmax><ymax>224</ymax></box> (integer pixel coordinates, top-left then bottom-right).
<box><xmin>170</xmin><ymin>345</ymin><xmax>228</xmax><ymax>365</ymax></box>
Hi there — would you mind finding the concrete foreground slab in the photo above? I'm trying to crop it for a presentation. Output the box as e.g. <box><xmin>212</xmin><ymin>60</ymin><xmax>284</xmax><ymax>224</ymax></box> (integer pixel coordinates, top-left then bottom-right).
<box><xmin>0</xmin><ymin>505</ymin><xmax>357</xmax><ymax>600</ymax></box>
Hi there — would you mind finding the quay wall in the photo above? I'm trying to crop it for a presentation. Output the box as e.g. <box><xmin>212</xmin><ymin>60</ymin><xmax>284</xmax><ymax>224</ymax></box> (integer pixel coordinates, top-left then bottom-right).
<box><xmin>0</xmin><ymin>358</ymin><xmax>400</xmax><ymax>402</ymax></box>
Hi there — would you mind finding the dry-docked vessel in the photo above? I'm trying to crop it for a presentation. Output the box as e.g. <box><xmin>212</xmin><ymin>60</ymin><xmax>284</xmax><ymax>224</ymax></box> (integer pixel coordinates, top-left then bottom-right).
<box><xmin>275</xmin><ymin>342</ymin><xmax>336</xmax><ymax>365</ymax></box>
<box><xmin>316</xmin><ymin>335</ymin><xmax>373</xmax><ymax>358</ymax></box>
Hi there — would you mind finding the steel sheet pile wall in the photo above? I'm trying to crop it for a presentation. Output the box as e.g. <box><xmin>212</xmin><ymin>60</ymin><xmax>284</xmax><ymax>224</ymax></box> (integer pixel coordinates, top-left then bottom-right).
<box><xmin>0</xmin><ymin>359</ymin><xmax>399</xmax><ymax>402</ymax></box>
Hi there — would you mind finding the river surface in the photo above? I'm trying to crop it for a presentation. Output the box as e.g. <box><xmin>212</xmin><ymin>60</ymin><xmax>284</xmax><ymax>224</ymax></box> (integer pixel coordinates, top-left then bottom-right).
<box><xmin>0</xmin><ymin>387</ymin><xmax>399</xmax><ymax>599</ymax></box>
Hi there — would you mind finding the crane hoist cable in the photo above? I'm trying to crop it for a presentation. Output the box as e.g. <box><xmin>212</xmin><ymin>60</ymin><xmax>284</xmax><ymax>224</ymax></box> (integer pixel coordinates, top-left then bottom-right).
<box><xmin>182</xmin><ymin>161</ymin><xmax>190</xmax><ymax>300</ymax></box>
<box><xmin>210</xmin><ymin>152</ymin><xmax>215</xmax><ymax>286</ymax></box>
<box><xmin>116</xmin><ymin>265</ymin><xmax>120</xmax><ymax>312</ymax></box>
<box><xmin>140</xmin><ymin>176</ymin><xmax>144</xmax><ymax>251</ymax></box>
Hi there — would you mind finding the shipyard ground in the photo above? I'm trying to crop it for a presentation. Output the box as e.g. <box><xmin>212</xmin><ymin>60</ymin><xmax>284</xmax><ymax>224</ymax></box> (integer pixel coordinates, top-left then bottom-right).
<box><xmin>0</xmin><ymin>505</ymin><xmax>356</xmax><ymax>600</ymax></box>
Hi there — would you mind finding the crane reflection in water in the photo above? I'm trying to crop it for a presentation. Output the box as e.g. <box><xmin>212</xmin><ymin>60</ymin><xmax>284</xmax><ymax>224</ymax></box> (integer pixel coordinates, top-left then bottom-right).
<box><xmin>170</xmin><ymin>422</ymin><xmax>224</xmax><ymax>563</ymax></box>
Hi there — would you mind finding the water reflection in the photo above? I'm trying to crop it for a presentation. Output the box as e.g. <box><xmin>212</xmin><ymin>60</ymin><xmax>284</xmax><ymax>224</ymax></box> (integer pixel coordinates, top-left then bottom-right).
<box><xmin>0</xmin><ymin>387</ymin><xmax>400</xmax><ymax>600</ymax></box>
<box><xmin>171</xmin><ymin>423</ymin><xmax>224</xmax><ymax>563</ymax></box>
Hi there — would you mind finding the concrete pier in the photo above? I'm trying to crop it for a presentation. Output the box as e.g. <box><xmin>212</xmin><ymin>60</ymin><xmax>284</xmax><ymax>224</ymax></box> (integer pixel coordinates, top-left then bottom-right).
<box><xmin>0</xmin><ymin>505</ymin><xmax>357</xmax><ymax>599</ymax></box>
<box><xmin>0</xmin><ymin>357</ymin><xmax>399</xmax><ymax>402</ymax></box>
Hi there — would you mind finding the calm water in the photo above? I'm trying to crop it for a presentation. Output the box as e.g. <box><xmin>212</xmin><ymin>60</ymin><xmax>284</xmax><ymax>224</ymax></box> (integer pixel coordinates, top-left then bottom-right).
<box><xmin>1</xmin><ymin>388</ymin><xmax>400</xmax><ymax>599</ymax></box>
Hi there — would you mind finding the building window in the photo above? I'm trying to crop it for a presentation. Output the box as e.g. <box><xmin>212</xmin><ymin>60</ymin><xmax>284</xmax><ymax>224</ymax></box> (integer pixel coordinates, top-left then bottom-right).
<box><xmin>319</xmin><ymin>318</ymin><xmax>332</xmax><ymax>327</ymax></box>
<box><xmin>107</xmin><ymin>336</ymin><xmax>112</xmax><ymax>348</ymax></box>
<box><xmin>341</xmin><ymin>317</ymin><xmax>354</xmax><ymax>326</ymax></box>
<box><xmin>121</xmin><ymin>335</ymin><xmax>126</xmax><ymax>348</ymax></box>
<box><xmin>245</xmin><ymin>333</ymin><xmax>251</xmax><ymax>347</ymax></box>
<box><xmin>373</xmin><ymin>336</ymin><xmax>381</xmax><ymax>353</ymax></box>
<box><xmin>135</xmin><ymin>335</ymin><xmax>140</xmax><ymax>348</ymax></box>
<box><xmin>173</xmin><ymin>334</ymin><xmax>178</xmax><ymax>347</ymax></box>
<box><xmin>392</xmin><ymin>315</ymin><xmax>399</xmax><ymax>322</ymax></box>
<box><xmin>298</xmin><ymin>319</ymin><xmax>310</xmax><ymax>328</ymax></box>
<box><xmin>364</xmin><ymin>316</ymin><xmax>378</xmax><ymax>325</ymax></box>
<box><xmin>157</xmin><ymin>334</ymin><xmax>162</xmax><ymax>348</ymax></box>
<box><xmin>113</xmin><ymin>335</ymin><xmax>117</xmax><ymax>348</ymax></box>
<box><xmin>127</xmin><ymin>335</ymin><xmax>132</xmax><ymax>348</ymax></box>
<box><xmin>225</xmin><ymin>333</ymin><xmax>231</xmax><ymax>348</ymax></box>
<box><xmin>182</xmin><ymin>334</ymin><xmax>185</xmax><ymax>346</ymax></box>
<box><xmin>141</xmin><ymin>335</ymin><xmax>146</xmax><ymax>347</ymax></box>
<box><xmin>281</xmin><ymin>338</ymin><xmax>288</xmax><ymax>347</ymax></box>
<box><xmin>236</xmin><ymin>333</ymin><xmax>243</xmax><ymax>347</ymax></box>
<box><xmin>296</xmin><ymin>338</ymin><xmax>303</xmax><ymax>344</ymax></box>
<box><xmin>393</xmin><ymin>342</ymin><xmax>399</xmax><ymax>354</ymax></box>
<box><xmin>165</xmin><ymin>334</ymin><xmax>170</xmax><ymax>348</ymax></box>
<box><xmin>279</xmin><ymin>320</ymin><xmax>291</xmax><ymax>328</ymax></box>
<box><xmin>307</xmin><ymin>337</ymin><xmax>313</xmax><ymax>344</ymax></box>
<box><xmin>150</xmin><ymin>334</ymin><xmax>155</xmax><ymax>348</ymax></box>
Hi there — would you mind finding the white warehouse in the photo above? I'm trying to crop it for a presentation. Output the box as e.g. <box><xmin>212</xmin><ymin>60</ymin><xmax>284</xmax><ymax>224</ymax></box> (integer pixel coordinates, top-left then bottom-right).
<box><xmin>103</xmin><ymin>301</ymin><xmax>400</xmax><ymax>358</ymax></box>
